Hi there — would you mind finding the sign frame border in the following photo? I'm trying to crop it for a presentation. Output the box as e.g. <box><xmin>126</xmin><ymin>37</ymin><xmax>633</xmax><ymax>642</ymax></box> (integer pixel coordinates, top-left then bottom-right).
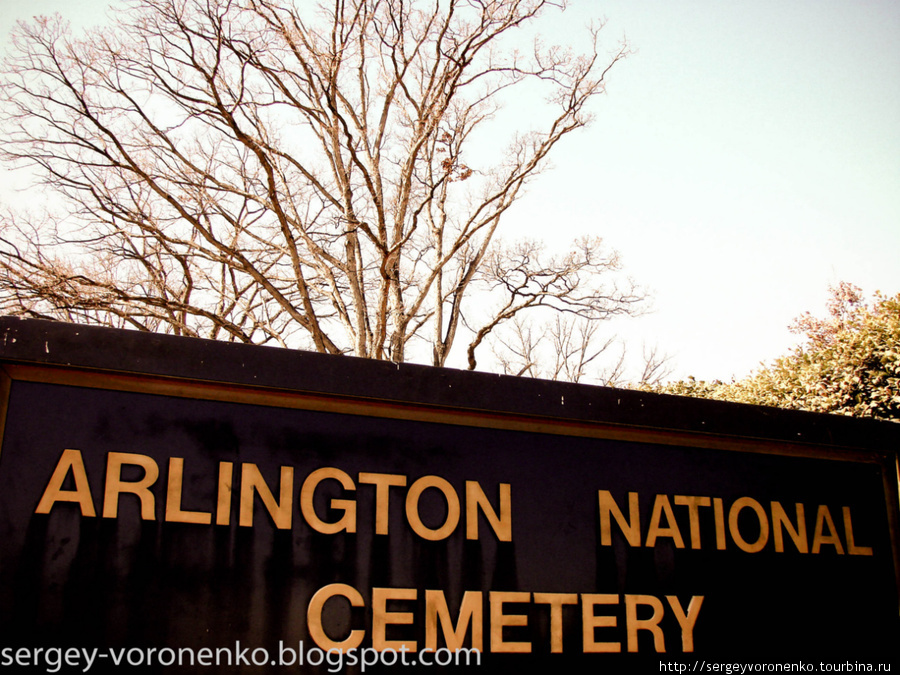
<box><xmin>1</xmin><ymin>316</ymin><xmax>898</xmax><ymax>617</ymax></box>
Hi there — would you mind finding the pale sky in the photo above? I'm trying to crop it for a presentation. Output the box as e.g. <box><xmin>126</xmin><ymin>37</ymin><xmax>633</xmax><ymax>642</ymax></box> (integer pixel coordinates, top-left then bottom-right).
<box><xmin>2</xmin><ymin>0</ymin><xmax>898</xmax><ymax>382</ymax></box>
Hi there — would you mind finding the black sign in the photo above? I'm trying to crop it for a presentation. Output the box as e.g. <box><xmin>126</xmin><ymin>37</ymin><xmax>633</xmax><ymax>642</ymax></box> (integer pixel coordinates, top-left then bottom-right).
<box><xmin>0</xmin><ymin>318</ymin><xmax>897</xmax><ymax>671</ymax></box>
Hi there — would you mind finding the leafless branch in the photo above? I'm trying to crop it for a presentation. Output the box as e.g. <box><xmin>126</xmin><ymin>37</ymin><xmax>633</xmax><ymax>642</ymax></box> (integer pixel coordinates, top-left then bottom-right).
<box><xmin>0</xmin><ymin>0</ymin><xmax>641</xmax><ymax>377</ymax></box>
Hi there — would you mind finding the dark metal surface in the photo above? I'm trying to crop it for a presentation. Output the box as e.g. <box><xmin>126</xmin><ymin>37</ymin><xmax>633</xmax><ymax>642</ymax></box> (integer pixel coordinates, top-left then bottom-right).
<box><xmin>0</xmin><ymin>317</ymin><xmax>897</xmax><ymax>670</ymax></box>
<box><xmin>1</xmin><ymin>316</ymin><xmax>898</xmax><ymax>450</ymax></box>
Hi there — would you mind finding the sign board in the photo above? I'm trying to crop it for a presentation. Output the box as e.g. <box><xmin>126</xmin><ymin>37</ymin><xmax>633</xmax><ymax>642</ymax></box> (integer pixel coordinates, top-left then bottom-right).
<box><xmin>0</xmin><ymin>318</ymin><xmax>897</xmax><ymax>671</ymax></box>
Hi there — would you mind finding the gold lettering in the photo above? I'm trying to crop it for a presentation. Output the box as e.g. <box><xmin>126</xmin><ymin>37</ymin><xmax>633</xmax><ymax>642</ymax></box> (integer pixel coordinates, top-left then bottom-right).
<box><xmin>300</xmin><ymin>467</ymin><xmax>356</xmax><ymax>534</ymax></box>
<box><xmin>666</xmin><ymin>595</ymin><xmax>704</xmax><ymax>652</ymax></box>
<box><xmin>533</xmin><ymin>592</ymin><xmax>577</xmax><ymax>653</ymax></box>
<box><xmin>645</xmin><ymin>495</ymin><xmax>685</xmax><ymax>548</ymax></box>
<box><xmin>239</xmin><ymin>463</ymin><xmax>294</xmax><ymax>529</ymax></box>
<box><xmin>424</xmin><ymin>590</ymin><xmax>484</xmax><ymax>652</ymax></box>
<box><xmin>35</xmin><ymin>449</ymin><xmax>96</xmax><ymax>517</ymax></box>
<box><xmin>373</xmin><ymin>587</ymin><xmax>417</xmax><ymax>651</ymax></box>
<box><xmin>843</xmin><ymin>506</ymin><xmax>873</xmax><ymax>556</ymax></box>
<box><xmin>625</xmin><ymin>594</ymin><xmax>665</xmax><ymax>653</ymax></box>
<box><xmin>465</xmin><ymin>481</ymin><xmax>512</xmax><ymax>542</ymax></box>
<box><xmin>307</xmin><ymin>584</ymin><xmax>365</xmax><ymax>651</ymax></box>
<box><xmin>771</xmin><ymin>502</ymin><xmax>808</xmax><ymax>553</ymax></box>
<box><xmin>673</xmin><ymin>496</ymin><xmax>711</xmax><ymax>549</ymax></box>
<box><xmin>728</xmin><ymin>497</ymin><xmax>769</xmax><ymax>553</ymax></box>
<box><xmin>165</xmin><ymin>457</ymin><xmax>211</xmax><ymax>525</ymax></box>
<box><xmin>811</xmin><ymin>505</ymin><xmax>844</xmax><ymax>554</ymax></box>
<box><xmin>358</xmin><ymin>472</ymin><xmax>406</xmax><ymax>535</ymax></box>
<box><xmin>406</xmin><ymin>476</ymin><xmax>460</xmax><ymax>541</ymax></box>
<box><xmin>713</xmin><ymin>497</ymin><xmax>727</xmax><ymax>550</ymax></box>
<box><xmin>215</xmin><ymin>461</ymin><xmax>233</xmax><ymax>526</ymax></box>
<box><xmin>582</xmin><ymin>594</ymin><xmax>620</xmax><ymax>653</ymax></box>
<box><xmin>102</xmin><ymin>452</ymin><xmax>159</xmax><ymax>520</ymax></box>
<box><xmin>598</xmin><ymin>490</ymin><xmax>641</xmax><ymax>546</ymax></box>
<box><xmin>489</xmin><ymin>591</ymin><xmax>531</xmax><ymax>653</ymax></box>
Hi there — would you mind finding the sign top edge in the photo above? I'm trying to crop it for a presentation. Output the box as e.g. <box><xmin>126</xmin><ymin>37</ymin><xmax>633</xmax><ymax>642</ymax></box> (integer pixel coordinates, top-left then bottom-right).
<box><xmin>1</xmin><ymin>316</ymin><xmax>897</xmax><ymax>452</ymax></box>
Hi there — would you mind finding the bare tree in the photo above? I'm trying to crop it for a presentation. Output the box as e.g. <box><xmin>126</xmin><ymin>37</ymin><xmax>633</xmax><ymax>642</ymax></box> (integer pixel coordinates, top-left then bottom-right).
<box><xmin>491</xmin><ymin>311</ymin><xmax>669</xmax><ymax>387</ymax></box>
<box><xmin>0</xmin><ymin>0</ymin><xmax>642</xmax><ymax>371</ymax></box>
<box><xmin>636</xmin><ymin>343</ymin><xmax>673</xmax><ymax>388</ymax></box>
<box><xmin>492</xmin><ymin>314</ymin><xmax>614</xmax><ymax>382</ymax></box>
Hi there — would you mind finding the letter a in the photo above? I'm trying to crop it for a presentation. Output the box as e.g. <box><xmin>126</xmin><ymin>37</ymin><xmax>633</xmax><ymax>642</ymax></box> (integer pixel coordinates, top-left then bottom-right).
<box><xmin>35</xmin><ymin>449</ymin><xmax>96</xmax><ymax>517</ymax></box>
